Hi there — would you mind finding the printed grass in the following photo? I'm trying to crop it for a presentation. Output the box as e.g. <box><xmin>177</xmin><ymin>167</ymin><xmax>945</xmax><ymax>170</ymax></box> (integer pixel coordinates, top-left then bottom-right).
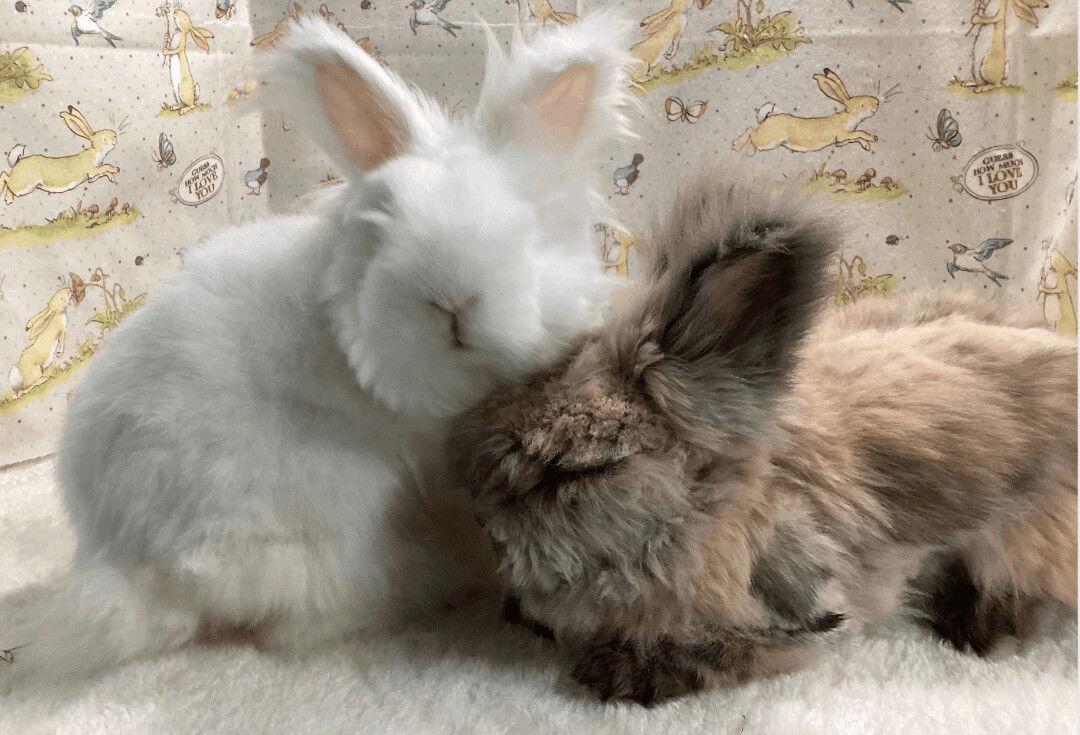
<box><xmin>1053</xmin><ymin>71</ymin><xmax>1078</xmax><ymax>101</ymax></box>
<box><xmin>804</xmin><ymin>173</ymin><xmax>907</xmax><ymax>201</ymax></box>
<box><xmin>945</xmin><ymin>79</ymin><xmax>1024</xmax><ymax>97</ymax></box>
<box><xmin>157</xmin><ymin>102</ymin><xmax>212</xmax><ymax>118</ymax></box>
<box><xmin>0</xmin><ymin>207</ymin><xmax>140</xmax><ymax>249</ymax></box>
<box><xmin>634</xmin><ymin>8</ymin><xmax>810</xmax><ymax>95</ymax></box>
<box><xmin>834</xmin><ymin>254</ymin><xmax>898</xmax><ymax>308</ymax></box>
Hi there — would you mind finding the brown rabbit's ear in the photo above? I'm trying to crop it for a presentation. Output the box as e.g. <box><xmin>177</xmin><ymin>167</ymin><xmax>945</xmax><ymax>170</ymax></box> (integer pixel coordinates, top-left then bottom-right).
<box><xmin>640</xmin><ymin>174</ymin><xmax>835</xmax><ymax>441</ymax></box>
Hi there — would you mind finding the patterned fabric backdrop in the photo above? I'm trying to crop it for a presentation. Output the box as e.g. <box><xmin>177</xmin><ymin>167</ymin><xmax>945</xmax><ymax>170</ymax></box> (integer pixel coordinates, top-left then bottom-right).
<box><xmin>1</xmin><ymin>0</ymin><xmax>1076</xmax><ymax>466</ymax></box>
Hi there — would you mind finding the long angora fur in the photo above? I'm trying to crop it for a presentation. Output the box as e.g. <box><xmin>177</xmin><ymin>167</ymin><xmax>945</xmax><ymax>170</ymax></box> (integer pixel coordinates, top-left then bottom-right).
<box><xmin>455</xmin><ymin>165</ymin><xmax>1078</xmax><ymax>706</ymax></box>
<box><xmin>0</xmin><ymin>14</ymin><xmax>638</xmax><ymax>691</ymax></box>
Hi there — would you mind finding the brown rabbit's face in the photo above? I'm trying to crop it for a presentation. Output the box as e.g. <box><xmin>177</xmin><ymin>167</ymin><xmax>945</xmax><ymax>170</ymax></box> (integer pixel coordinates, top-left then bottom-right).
<box><xmin>455</xmin><ymin>341</ymin><xmax>702</xmax><ymax>634</ymax></box>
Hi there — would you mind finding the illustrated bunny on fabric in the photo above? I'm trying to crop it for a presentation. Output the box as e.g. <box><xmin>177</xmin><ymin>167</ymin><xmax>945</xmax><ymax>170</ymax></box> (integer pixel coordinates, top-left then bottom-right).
<box><xmin>6</xmin><ymin>281</ymin><xmax>86</xmax><ymax>399</ymax></box>
<box><xmin>162</xmin><ymin>8</ymin><xmax>214</xmax><ymax>115</ymax></box>
<box><xmin>0</xmin><ymin>106</ymin><xmax>119</xmax><ymax>204</ymax></box>
<box><xmin>732</xmin><ymin>69</ymin><xmax>896</xmax><ymax>155</ymax></box>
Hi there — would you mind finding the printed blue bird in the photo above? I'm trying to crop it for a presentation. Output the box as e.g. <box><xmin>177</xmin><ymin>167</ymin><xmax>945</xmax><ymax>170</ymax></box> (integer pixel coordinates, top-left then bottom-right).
<box><xmin>946</xmin><ymin>238</ymin><xmax>1012</xmax><ymax>286</ymax></box>
<box><xmin>613</xmin><ymin>153</ymin><xmax>644</xmax><ymax>196</ymax></box>
<box><xmin>216</xmin><ymin>0</ymin><xmax>237</xmax><ymax>20</ymax></box>
<box><xmin>68</xmin><ymin>0</ymin><xmax>122</xmax><ymax>48</ymax></box>
<box><xmin>407</xmin><ymin>0</ymin><xmax>462</xmax><ymax>37</ymax></box>
<box><xmin>244</xmin><ymin>158</ymin><xmax>270</xmax><ymax>196</ymax></box>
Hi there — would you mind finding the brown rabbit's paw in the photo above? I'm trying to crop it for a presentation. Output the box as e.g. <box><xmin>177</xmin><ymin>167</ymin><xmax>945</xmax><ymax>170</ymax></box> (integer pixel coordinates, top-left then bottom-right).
<box><xmin>909</xmin><ymin>554</ymin><xmax>1038</xmax><ymax>657</ymax></box>
<box><xmin>501</xmin><ymin>596</ymin><xmax>556</xmax><ymax>641</ymax></box>
<box><xmin>571</xmin><ymin>636</ymin><xmax>704</xmax><ymax>707</ymax></box>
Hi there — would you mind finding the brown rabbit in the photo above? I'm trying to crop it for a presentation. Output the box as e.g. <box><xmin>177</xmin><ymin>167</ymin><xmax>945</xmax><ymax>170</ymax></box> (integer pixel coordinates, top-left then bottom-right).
<box><xmin>455</xmin><ymin>166</ymin><xmax>1077</xmax><ymax>706</ymax></box>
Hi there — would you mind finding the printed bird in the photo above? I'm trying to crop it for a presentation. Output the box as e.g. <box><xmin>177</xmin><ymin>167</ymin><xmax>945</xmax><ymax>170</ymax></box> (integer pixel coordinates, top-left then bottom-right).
<box><xmin>216</xmin><ymin>0</ymin><xmax>237</xmax><ymax>20</ymax></box>
<box><xmin>407</xmin><ymin>0</ymin><xmax>462</xmax><ymax>37</ymax></box>
<box><xmin>613</xmin><ymin>153</ymin><xmax>644</xmax><ymax>196</ymax></box>
<box><xmin>68</xmin><ymin>0</ymin><xmax>122</xmax><ymax>48</ymax></box>
<box><xmin>946</xmin><ymin>238</ymin><xmax>1012</xmax><ymax>286</ymax></box>
<box><xmin>244</xmin><ymin>158</ymin><xmax>270</xmax><ymax>195</ymax></box>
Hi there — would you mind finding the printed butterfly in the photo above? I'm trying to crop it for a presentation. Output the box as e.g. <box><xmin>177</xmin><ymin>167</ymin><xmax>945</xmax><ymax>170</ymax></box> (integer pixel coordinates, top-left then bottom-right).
<box><xmin>665</xmin><ymin>96</ymin><xmax>707</xmax><ymax>124</ymax></box>
<box><xmin>153</xmin><ymin>132</ymin><xmax>176</xmax><ymax>170</ymax></box>
<box><xmin>927</xmin><ymin>108</ymin><xmax>961</xmax><ymax>151</ymax></box>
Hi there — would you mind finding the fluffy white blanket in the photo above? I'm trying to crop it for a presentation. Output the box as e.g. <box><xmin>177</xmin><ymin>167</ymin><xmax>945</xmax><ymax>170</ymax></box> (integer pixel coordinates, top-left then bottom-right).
<box><xmin>1</xmin><ymin>459</ymin><xmax>1076</xmax><ymax>735</ymax></box>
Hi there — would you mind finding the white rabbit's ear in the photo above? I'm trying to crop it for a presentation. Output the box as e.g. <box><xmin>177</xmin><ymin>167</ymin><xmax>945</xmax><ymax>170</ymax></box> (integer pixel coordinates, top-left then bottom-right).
<box><xmin>474</xmin><ymin>12</ymin><xmax>636</xmax><ymax>155</ymax></box>
<box><xmin>258</xmin><ymin>18</ymin><xmax>440</xmax><ymax>174</ymax></box>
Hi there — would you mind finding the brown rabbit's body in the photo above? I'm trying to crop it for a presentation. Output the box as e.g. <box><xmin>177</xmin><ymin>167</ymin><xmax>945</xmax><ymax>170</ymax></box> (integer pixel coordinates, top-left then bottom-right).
<box><xmin>458</xmin><ymin>169</ymin><xmax>1077</xmax><ymax>705</ymax></box>
<box><xmin>775</xmin><ymin>297</ymin><xmax>1076</xmax><ymax>619</ymax></box>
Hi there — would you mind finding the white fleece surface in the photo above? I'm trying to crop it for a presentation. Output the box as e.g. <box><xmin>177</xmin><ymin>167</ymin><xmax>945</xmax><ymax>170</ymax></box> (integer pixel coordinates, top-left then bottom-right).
<box><xmin>1</xmin><ymin>458</ymin><xmax>1076</xmax><ymax>735</ymax></box>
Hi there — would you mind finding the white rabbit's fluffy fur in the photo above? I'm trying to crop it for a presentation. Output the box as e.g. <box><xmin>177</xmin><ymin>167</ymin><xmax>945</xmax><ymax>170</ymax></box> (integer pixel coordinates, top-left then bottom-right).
<box><xmin>0</xmin><ymin>14</ymin><xmax>635</xmax><ymax>690</ymax></box>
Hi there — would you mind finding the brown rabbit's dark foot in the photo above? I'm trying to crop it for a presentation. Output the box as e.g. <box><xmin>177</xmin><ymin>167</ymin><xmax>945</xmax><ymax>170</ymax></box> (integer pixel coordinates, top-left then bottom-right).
<box><xmin>501</xmin><ymin>596</ymin><xmax>555</xmax><ymax>641</ymax></box>
<box><xmin>909</xmin><ymin>554</ymin><xmax>1039</xmax><ymax>656</ymax></box>
<box><xmin>571</xmin><ymin>636</ymin><xmax>708</xmax><ymax>707</ymax></box>
<box><xmin>572</xmin><ymin>615</ymin><xmax>843</xmax><ymax>707</ymax></box>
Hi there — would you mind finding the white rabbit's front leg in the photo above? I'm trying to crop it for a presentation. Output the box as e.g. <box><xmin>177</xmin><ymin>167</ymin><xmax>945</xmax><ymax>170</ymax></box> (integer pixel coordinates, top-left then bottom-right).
<box><xmin>166</xmin><ymin>519</ymin><xmax>365</xmax><ymax>651</ymax></box>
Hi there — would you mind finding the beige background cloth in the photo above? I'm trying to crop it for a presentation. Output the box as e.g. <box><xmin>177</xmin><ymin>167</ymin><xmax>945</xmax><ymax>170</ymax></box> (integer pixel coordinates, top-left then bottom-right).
<box><xmin>0</xmin><ymin>0</ymin><xmax>1077</xmax><ymax>465</ymax></box>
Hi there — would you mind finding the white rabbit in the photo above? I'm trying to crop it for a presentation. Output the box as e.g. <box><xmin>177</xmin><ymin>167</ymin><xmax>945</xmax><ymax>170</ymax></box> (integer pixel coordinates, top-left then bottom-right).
<box><xmin>0</xmin><ymin>14</ymin><xmax>634</xmax><ymax>690</ymax></box>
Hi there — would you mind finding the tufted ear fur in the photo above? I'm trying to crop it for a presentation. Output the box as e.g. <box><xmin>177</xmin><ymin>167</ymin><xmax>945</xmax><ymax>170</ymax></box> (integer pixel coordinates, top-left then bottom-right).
<box><xmin>636</xmin><ymin>172</ymin><xmax>837</xmax><ymax>442</ymax></box>
<box><xmin>257</xmin><ymin>18</ymin><xmax>444</xmax><ymax>176</ymax></box>
<box><xmin>473</xmin><ymin>12</ymin><xmax>636</xmax><ymax>156</ymax></box>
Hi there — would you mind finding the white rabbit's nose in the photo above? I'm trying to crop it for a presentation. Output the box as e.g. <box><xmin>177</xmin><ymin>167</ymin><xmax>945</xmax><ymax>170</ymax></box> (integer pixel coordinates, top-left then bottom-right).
<box><xmin>427</xmin><ymin>294</ymin><xmax>478</xmax><ymax>350</ymax></box>
<box><xmin>447</xmin><ymin>293</ymin><xmax>478</xmax><ymax>314</ymax></box>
